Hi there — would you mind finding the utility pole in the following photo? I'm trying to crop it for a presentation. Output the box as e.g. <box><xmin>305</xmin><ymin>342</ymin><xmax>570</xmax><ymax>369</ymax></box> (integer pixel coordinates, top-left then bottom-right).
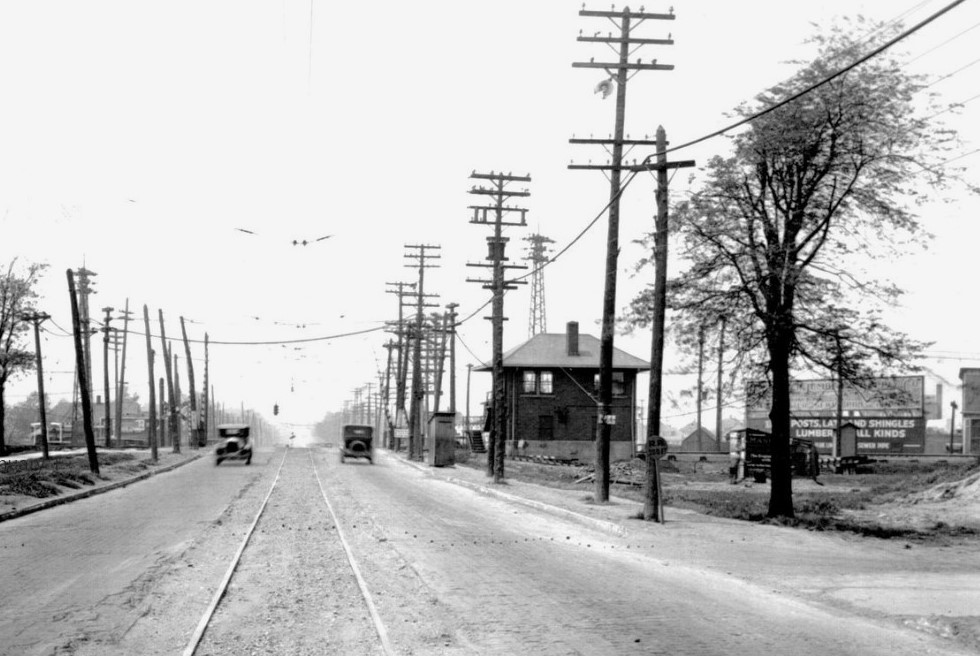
<box><xmin>446</xmin><ymin>303</ymin><xmax>458</xmax><ymax>414</ymax></box>
<box><xmin>203</xmin><ymin>333</ymin><xmax>210</xmax><ymax>442</ymax></box>
<box><xmin>67</xmin><ymin>270</ymin><xmax>99</xmax><ymax>475</ymax></box>
<box><xmin>23</xmin><ymin>311</ymin><xmax>51</xmax><ymax>459</ymax></box>
<box><xmin>115</xmin><ymin>301</ymin><xmax>133</xmax><ymax>445</ymax></box>
<box><xmin>431</xmin><ymin>313</ymin><xmax>448</xmax><ymax>413</ymax></box>
<box><xmin>405</xmin><ymin>244</ymin><xmax>441</xmax><ymax>461</ymax></box>
<box><xmin>465</xmin><ymin>363</ymin><xmax>473</xmax><ymax>438</ymax></box>
<box><xmin>524</xmin><ymin>234</ymin><xmax>554</xmax><ymax>338</ymax></box>
<box><xmin>174</xmin><ymin>352</ymin><xmax>182</xmax><ymax>447</ymax></box>
<box><xmin>159</xmin><ymin>310</ymin><xmax>179</xmax><ymax>453</ymax></box>
<box><xmin>466</xmin><ymin>171</ymin><xmax>530</xmax><ymax>483</ymax></box>
<box><xmin>160</xmin><ymin>378</ymin><xmax>166</xmax><ymax>445</ymax></box>
<box><xmin>180</xmin><ymin>317</ymin><xmax>199</xmax><ymax>447</ymax></box>
<box><xmin>715</xmin><ymin>316</ymin><xmax>726</xmax><ymax>451</ymax></box>
<box><xmin>640</xmin><ymin>127</ymin><xmax>695</xmax><ymax>521</ymax></box>
<box><xmin>834</xmin><ymin>329</ymin><xmax>844</xmax><ymax>460</ymax></box>
<box><xmin>382</xmin><ymin>339</ymin><xmax>395</xmax><ymax>448</ymax></box>
<box><xmin>101</xmin><ymin>306</ymin><xmax>114</xmax><ymax>447</ymax></box>
<box><xmin>386</xmin><ymin>281</ymin><xmax>416</xmax><ymax>450</ymax></box>
<box><xmin>75</xmin><ymin>267</ymin><xmax>97</xmax><ymax>408</ymax></box>
<box><xmin>143</xmin><ymin>305</ymin><xmax>157</xmax><ymax>461</ymax></box>
<box><xmin>571</xmin><ymin>6</ymin><xmax>678</xmax><ymax>504</ymax></box>
<box><xmin>696</xmin><ymin>325</ymin><xmax>705</xmax><ymax>451</ymax></box>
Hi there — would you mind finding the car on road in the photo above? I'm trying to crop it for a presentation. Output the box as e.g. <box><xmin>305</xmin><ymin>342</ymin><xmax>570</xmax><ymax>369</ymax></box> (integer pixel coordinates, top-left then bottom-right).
<box><xmin>215</xmin><ymin>424</ymin><xmax>252</xmax><ymax>466</ymax></box>
<box><xmin>340</xmin><ymin>424</ymin><xmax>373</xmax><ymax>464</ymax></box>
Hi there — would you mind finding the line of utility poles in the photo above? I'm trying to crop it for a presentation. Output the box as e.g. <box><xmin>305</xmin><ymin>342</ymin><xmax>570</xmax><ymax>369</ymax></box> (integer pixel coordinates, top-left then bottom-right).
<box><xmin>385</xmin><ymin>281</ymin><xmax>417</xmax><ymax>450</ymax></box>
<box><xmin>466</xmin><ymin>170</ymin><xmax>529</xmax><ymax>483</ymax></box>
<box><xmin>404</xmin><ymin>244</ymin><xmax>441</xmax><ymax>461</ymax></box>
<box><xmin>571</xmin><ymin>6</ymin><xmax>694</xmax><ymax>518</ymax></box>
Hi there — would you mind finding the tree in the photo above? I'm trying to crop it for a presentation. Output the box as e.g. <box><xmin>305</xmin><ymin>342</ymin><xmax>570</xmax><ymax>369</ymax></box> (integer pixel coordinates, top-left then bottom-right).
<box><xmin>0</xmin><ymin>260</ymin><xmax>47</xmax><ymax>455</ymax></box>
<box><xmin>627</xmin><ymin>20</ymin><xmax>954</xmax><ymax>517</ymax></box>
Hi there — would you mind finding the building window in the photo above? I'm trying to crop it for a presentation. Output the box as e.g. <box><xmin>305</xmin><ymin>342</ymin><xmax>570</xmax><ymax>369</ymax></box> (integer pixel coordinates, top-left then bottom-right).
<box><xmin>522</xmin><ymin>370</ymin><xmax>554</xmax><ymax>395</ymax></box>
<box><xmin>593</xmin><ymin>372</ymin><xmax>627</xmax><ymax>396</ymax></box>
<box><xmin>538</xmin><ymin>415</ymin><xmax>554</xmax><ymax>439</ymax></box>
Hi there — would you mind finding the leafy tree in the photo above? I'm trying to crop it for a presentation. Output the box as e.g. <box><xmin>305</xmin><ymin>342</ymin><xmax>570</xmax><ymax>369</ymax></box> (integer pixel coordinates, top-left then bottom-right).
<box><xmin>627</xmin><ymin>20</ymin><xmax>955</xmax><ymax>517</ymax></box>
<box><xmin>0</xmin><ymin>260</ymin><xmax>47</xmax><ymax>455</ymax></box>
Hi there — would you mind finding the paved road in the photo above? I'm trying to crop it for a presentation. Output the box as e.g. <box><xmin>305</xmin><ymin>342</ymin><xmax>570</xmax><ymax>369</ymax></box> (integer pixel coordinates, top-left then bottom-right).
<box><xmin>0</xmin><ymin>446</ymin><xmax>972</xmax><ymax>655</ymax></box>
<box><xmin>0</xmin><ymin>448</ymin><xmax>279</xmax><ymax>656</ymax></box>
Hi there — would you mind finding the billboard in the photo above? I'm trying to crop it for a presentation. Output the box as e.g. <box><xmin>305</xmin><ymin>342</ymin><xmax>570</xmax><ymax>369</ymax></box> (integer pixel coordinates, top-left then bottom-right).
<box><xmin>790</xmin><ymin>416</ymin><xmax>925</xmax><ymax>455</ymax></box>
<box><xmin>747</xmin><ymin>375</ymin><xmax>924</xmax><ymax>419</ymax></box>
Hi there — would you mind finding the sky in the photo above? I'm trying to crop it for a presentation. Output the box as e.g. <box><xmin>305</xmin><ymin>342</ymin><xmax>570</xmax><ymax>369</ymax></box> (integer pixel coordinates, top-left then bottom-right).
<box><xmin>1</xmin><ymin>0</ymin><xmax>978</xmax><ymax>439</ymax></box>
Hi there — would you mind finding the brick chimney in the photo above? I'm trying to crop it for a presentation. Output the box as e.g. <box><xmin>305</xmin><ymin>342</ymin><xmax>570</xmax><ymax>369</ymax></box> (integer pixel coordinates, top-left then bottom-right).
<box><xmin>566</xmin><ymin>321</ymin><xmax>579</xmax><ymax>356</ymax></box>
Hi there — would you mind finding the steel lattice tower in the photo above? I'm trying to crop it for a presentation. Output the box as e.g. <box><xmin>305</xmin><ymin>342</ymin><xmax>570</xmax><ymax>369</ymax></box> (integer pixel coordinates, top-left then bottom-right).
<box><xmin>524</xmin><ymin>234</ymin><xmax>554</xmax><ymax>337</ymax></box>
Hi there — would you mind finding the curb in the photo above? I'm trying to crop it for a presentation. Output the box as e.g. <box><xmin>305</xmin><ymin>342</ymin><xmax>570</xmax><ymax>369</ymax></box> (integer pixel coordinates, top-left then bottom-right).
<box><xmin>0</xmin><ymin>453</ymin><xmax>204</xmax><ymax>524</ymax></box>
<box><xmin>384</xmin><ymin>452</ymin><xmax>628</xmax><ymax>537</ymax></box>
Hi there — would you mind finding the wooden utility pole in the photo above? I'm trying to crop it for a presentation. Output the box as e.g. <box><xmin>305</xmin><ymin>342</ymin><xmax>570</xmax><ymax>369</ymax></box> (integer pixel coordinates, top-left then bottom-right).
<box><xmin>467</xmin><ymin>171</ymin><xmax>530</xmax><ymax>483</ymax></box>
<box><xmin>696</xmin><ymin>326</ymin><xmax>705</xmax><ymax>450</ymax></box>
<box><xmin>67</xmin><ymin>270</ymin><xmax>99</xmax><ymax>475</ymax></box>
<box><xmin>159</xmin><ymin>378</ymin><xmax>166</xmax><ymax>445</ymax></box>
<box><xmin>386</xmin><ymin>281</ymin><xmax>417</xmax><ymax>451</ymax></box>
<box><xmin>24</xmin><ymin>311</ymin><xmax>51</xmax><ymax>459</ymax></box>
<box><xmin>382</xmin><ymin>340</ymin><xmax>395</xmax><ymax>448</ymax></box>
<box><xmin>75</xmin><ymin>267</ymin><xmax>97</xmax><ymax>408</ymax></box>
<box><xmin>641</xmin><ymin>127</ymin><xmax>695</xmax><ymax>522</ymax></box>
<box><xmin>159</xmin><ymin>310</ymin><xmax>179</xmax><ymax>453</ymax></box>
<box><xmin>405</xmin><ymin>244</ymin><xmax>441</xmax><ymax>461</ymax></box>
<box><xmin>203</xmin><ymin>333</ymin><xmax>210</xmax><ymax>442</ymax></box>
<box><xmin>465</xmin><ymin>364</ymin><xmax>473</xmax><ymax>437</ymax></box>
<box><xmin>115</xmin><ymin>301</ymin><xmax>132</xmax><ymax>446</ymax></box>
<box><xmin>180</xmin><ymin>317</ymin><xmax>199</xmax><ymax>447</ymax></box>
<box><xmin>101</xmin><ymin>306</ymin><xmax>114</xmax><ymax>447</ymax></box>
<box><xmin>571</xmin><ymin>6</ymin><xmax>676</xmax><ymax>504</ymax></box>
<box><xmin>447</xmin><ymin>303</ymin><xmax>458</xmax><ymax>414</ymax></box>
<box><xmin>174</xmin><ymin>352</ymin><xmax>182</xmax><ymax>447</ymax></box>
<box><xmin>715</xmin><ymin>317</ymin><xmax>726</xmax><ymax>451</ymax></box>
<box><xmin>143</xmin><ymin>305</ymin><xmax>157</xmax><ymax>461</ymax></box>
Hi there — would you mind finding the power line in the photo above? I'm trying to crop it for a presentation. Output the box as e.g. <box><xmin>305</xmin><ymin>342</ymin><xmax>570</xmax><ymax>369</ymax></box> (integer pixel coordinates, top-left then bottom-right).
<box><xmin>452</xmin><ymin>0</ymin><xmax>969</xmax><ymax>332</ymax></box>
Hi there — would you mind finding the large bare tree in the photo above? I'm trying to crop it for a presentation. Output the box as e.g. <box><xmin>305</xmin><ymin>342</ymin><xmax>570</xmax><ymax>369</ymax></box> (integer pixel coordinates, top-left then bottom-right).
<box><xmin>628</xmin><ymin>21</ymin><xmax>956</xmax><ymax>517</ymax></box>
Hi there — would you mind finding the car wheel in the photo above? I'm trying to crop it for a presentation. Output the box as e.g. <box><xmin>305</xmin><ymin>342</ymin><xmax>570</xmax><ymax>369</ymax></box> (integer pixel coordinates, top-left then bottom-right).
<box><xmin>216</xmin><ymin>458</ymin><xmax>222</xmax><ymax>466</ymax></box>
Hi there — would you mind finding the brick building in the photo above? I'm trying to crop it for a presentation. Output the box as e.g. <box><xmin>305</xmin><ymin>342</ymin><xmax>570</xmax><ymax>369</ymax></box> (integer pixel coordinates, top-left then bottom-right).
<box><xmin>476</xmin><ymin>321</ymin><xmax>648</xmax><ymax>463</ymax></box>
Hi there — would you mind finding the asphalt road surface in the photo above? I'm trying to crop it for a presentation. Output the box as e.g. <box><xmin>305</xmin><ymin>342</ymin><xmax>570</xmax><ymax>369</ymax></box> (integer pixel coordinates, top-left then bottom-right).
<box><xmin>0</xmin><ymin>446</ymin><xmax>971</xmax><ymax>655</ymax></box>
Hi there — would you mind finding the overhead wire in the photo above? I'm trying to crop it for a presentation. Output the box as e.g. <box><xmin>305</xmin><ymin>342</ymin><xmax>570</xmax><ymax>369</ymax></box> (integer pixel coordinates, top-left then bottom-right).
<box><xmin>451</xmin><ymin>0</ymin><xmax>970</xmax><ymax>334</ymax></box>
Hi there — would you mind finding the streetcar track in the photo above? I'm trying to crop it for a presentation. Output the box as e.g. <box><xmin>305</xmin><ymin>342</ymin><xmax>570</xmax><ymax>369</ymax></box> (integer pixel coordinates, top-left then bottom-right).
<box><xmin>181</xmin><ymin>449</ymin><xmax>288</xmax><ymax>656</ymax></box>
<box><xmin>181</xmin><ymin>447</ymin><xmax>394</xmax><ymax>656</ymax></box>
<box><xmin>310</xmin><ymin>449</ymin><xmax>396</xmax><ymax>656</ymax></box>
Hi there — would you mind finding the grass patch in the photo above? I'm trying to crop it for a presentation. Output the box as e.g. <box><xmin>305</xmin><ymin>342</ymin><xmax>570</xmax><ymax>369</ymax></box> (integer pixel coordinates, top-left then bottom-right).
<box><xmin>456</xmin><ymin>453</ymin><xmax>980</xmax><ymax>541</ymax></box>
<box><xmin>0</xmin><ymin>453</ymin><xmax>138</xmax><ymax>499</ymax></box>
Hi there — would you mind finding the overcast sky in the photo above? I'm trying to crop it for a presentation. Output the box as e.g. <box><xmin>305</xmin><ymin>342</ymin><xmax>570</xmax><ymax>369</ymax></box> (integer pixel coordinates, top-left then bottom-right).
<box><xmin>1</xmin><ymin>0</ymin><xmax>978</xmax><ymax>437</ymax></box>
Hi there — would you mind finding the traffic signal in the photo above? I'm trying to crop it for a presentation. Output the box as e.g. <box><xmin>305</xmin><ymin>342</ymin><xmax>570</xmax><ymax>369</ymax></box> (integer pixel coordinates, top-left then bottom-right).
<box><xmin>273</xmin><ymin>403</ymin><xmax>279</xmax><ymax>416</ymax></box>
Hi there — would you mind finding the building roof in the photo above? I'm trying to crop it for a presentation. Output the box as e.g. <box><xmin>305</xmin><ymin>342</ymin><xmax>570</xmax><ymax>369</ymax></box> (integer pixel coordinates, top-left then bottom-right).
<box><xmin>474</xmin><ymin>331</ymin><xmax>649</xmax><ymax>372</ymax></box>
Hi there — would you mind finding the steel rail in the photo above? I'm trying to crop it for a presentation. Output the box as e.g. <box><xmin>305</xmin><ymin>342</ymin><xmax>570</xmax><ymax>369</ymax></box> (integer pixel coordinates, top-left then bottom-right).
<box><xmin>181</xmin><ymin>448</ymin><xmax>289</xmax><ymax>656</ymax></box>
<box><xmin>310</xmin><ymin>449</ymin><xmax>396</xmax><ymax>656</ymax></box>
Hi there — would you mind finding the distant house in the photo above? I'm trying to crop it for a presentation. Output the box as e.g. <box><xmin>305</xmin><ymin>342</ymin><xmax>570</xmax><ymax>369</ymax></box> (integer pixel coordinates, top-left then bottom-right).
<box><xmin>679</xmin><ymin>426</ymin><xmax>718</xmax><ymax>452</ymax></box>
<box><xmin>678</xmin><ymin>417</ymin><xmax>744</xmax><ymax>452</ymax></box>
<box><xmin>476</xmin><ymin>321</ymin><xmax>649</xmax><ymax>463</ymax></box>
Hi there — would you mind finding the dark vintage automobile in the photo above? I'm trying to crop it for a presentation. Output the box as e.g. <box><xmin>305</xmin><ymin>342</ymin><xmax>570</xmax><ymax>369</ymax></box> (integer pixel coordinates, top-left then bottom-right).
<box><xmin>215</xmin><ymin>424</ymin><xmax>252</xmax><ymax>466</ymax></box>
<box><xmin>340</xmin><ymin>424</ymin><xmax>373</xmax><ymax>464</ymax></box>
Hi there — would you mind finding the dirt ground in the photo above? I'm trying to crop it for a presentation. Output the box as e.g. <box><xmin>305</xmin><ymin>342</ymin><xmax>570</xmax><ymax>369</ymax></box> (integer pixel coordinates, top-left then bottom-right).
<box><xmin>0</xmin><ymin>448</ymin><xmax>201</xmax><ymax>518</ymax></box>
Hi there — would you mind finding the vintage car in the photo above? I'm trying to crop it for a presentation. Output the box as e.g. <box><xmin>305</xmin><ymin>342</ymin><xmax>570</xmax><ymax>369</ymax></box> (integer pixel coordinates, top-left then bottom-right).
<box><xmin>215</xmin><ymin>424</ymin><xmax>252</xmax><ymax>465</ymax></box>
<box><xmin>340</xmin><ymin>424</ymin><xmax>373</xmax><ymax>464</ymax></box>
